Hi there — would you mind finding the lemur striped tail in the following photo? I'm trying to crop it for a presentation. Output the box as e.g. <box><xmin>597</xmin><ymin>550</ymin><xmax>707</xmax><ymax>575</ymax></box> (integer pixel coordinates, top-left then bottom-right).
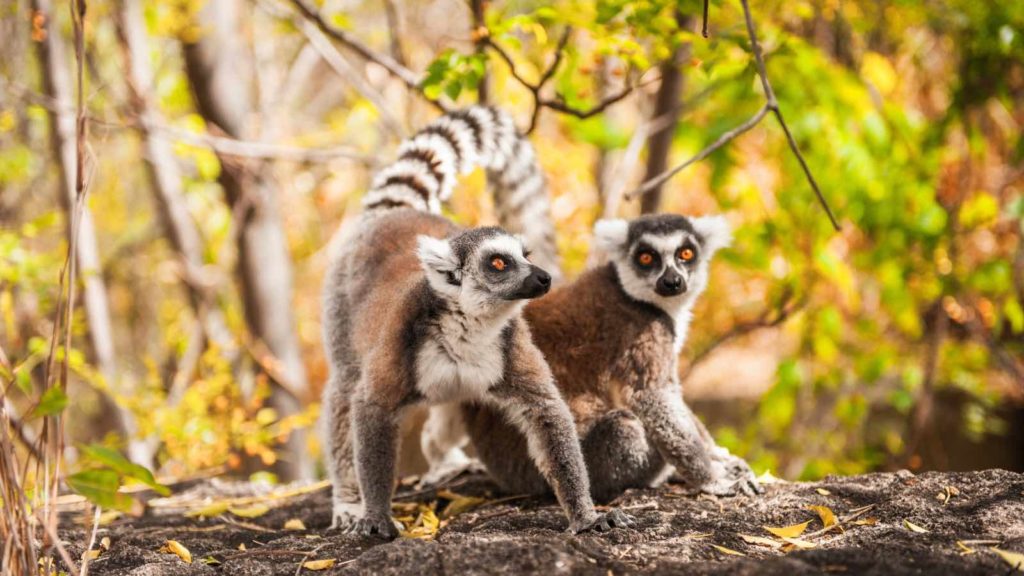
<box><xmin>362</xmin><ymin>106</ymin><xmax>561</xmax><ymax>278</ymax></box>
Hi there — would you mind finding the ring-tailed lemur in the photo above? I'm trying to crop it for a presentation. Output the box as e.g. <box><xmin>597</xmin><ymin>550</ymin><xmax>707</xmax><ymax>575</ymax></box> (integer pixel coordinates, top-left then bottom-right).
<box><xmin>321</xmin><ymin>106</ymin><xmax>634</xmax><ymax>538</ymax></box>
<box><xmin>422</xmin><ymin>177</ymin><xmax>761</xmax><ymax>501</ymax></box>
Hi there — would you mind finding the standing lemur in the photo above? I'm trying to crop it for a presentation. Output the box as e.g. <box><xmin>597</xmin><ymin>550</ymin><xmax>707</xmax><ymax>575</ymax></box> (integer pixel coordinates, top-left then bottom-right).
<box><xmin>321</xmin><ymin>106</ymin><xmax>634</xmax><ymax>538</ymax></box>
<box><xmin>421</xmin><ymin>160</ymin><xmax>762</xmax><ymax>503</ymax></box>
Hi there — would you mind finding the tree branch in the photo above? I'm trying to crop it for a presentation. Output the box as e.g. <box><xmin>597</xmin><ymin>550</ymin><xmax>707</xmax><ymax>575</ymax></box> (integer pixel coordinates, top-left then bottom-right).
<box><xmin>681</xmin><ymin>287</ymin><xmax>803</xmax><ymax>381</ymax></box>
<box><xmin>484</xmin><ymin>29</ymin><xmax>638</xmax><ymax>134</ymax></box>
<box><xmin>287</xmin><ymin>0</ymin><xmax>451</xmax><ymax>112</ymax></box>
<box><xmin>627</xmin><ymin>0</ymin><xmax>841</xmax><ymax>232</ymax></box>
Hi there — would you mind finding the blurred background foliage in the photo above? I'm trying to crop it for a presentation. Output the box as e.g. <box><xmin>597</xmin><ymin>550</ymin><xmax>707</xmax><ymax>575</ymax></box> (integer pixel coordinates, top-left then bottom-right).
<box><xmin>0</xmin><ymin>0</ymin><xmax>1021</xmax><ymax>493</ymax></box>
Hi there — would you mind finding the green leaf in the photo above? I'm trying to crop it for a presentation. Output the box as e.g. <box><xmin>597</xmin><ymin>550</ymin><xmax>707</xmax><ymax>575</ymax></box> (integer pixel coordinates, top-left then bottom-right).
<box><xmin>31</xmin><ymin>387</ymin><xmax>68</xmax><ymax>419</ymax></box>
<box><xmin>80</xmin><ymin>445</ymin><xmax>170</xmax><ymax>496</ymax></box>
<box><xmin>67</xmin><ymin>470</ymin><xmax>132</xmax><ymax>511</ymax></box>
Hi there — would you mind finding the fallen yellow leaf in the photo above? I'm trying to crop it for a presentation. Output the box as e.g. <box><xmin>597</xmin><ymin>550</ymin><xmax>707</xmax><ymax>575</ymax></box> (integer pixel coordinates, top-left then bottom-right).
<box><xmin>84</xmin><ymin>550</ymin><xmax>100</xmax><ymax>560</ymax></box>
<box><xmin>764</xmin><ymin>520</ymin><xmax>811</xmax><ymax>539</ymax></box>
<box><xmin>162</xmin><ymin>540</ymin><xmax>192</xmax><ymax>564</ymax></box>
<box><xmin>851</xmin><ymin>517</ymin><xmax>878</xmax><ymax>526</ymax></box>
<box><xmin>229</xmin><ymin>504</ymin><xmax>269</xmax><ymax>518</ymax></box>
<box><xmin>903</xmin><ymin>519</ymin><xmax>929</xmax><ymax>533</ymax></box>
<box><xmin>712</xmin><ymin>544</ymin><xmax>745</xmax><ymax>556</ymax></box>
<box><xmin>992</xmin><ymin>548</ymin><xmax>1024</xmax><ymax>571</ymax></box>
<box><xmin>739</xmin><ymin>534</ymin><xmax>782</xmax><ymax>548</ymax></box>
<box><xmin>440</xmin><ymin>493</ymin><xmax>487</xmax><ymax>518</ymax></box>
<box><xmin>781</xmin><ymin>537</ymin><xmax>817</xmax><ymax>549</ymax></box>
<box><xmin>100</xmin><ymin>537</ymin><xmax>111</xmax><ymax>551</ymax></box>
<box><xmin>815</xmin><ymin>488</ymin><xmax>831</xmax><ymax>496</ymax></box>
<box><xmin>284</xmin><ymin>518</ymin><xmax>307</xmax><ymax>530</ymax></box>
<box><xmin>185</xmin><ymin>502</ymin><xmax>229</xmax><ymax>518</ymax></box>
<box><xmin>302</xmin><ymin>559</ymin><xmax>337</xmax><ymax>571</ymax></box>
<box><xmin>807</xmin><ymin>505</ymin><xmax>837</xmax><ymax>529</ymax></box>
<box><xmin>956</xmin><ymin>541</ymin><xmax>975</xmax><ymax>555</ymax></box>
<box><xmin>238</xmin><ymin>543</ymin><xmax>246</xmax><ymax>551</ymax></box>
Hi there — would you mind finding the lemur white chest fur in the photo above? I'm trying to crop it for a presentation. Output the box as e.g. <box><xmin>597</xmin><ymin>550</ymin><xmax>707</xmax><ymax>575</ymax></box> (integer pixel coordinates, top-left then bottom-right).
<box><xmin>414</xmin><ymin>308</ymin><xmax>517</xmax><ymax>402</ymax></box>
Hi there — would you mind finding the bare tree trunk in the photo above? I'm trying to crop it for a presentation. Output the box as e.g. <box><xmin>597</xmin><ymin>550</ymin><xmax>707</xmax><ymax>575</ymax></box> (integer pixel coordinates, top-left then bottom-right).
<box><xmin>640</xmin><ymin>14</ymin><xmax>690</xmax><ymax>214</ymax></box>
<box><xmin>31</xmin><ymin>0</ymin><xmax>145</xmax><ymax>463</ymax></box>
<box><xmin>182</xmin><ymin>0</ymin><xmax>313</xmax><ymax>481</ymax></box>
<box><xmin>470</xmin><ymin>0</ymin><xmax>489</xmax><ymax>103</ymax></box>
<box><xmin>115</xmin><ymin>0</ymin><xmax>232</xmax><ymax>349</ymax></box>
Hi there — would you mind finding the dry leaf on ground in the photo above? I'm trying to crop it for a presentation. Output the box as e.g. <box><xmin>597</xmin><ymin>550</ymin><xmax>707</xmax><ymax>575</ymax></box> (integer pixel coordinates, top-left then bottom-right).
<box><xmin>903</xmin><ymin>519</ymin><xmax>929</xmax><ymax>533</ymax></box>
<box><xmin>712</xmin><ymin>545</ymin><xmax>746</xmax><ymax>556</ymax></box>
<box><xmin>992</xmin><ymin>548</ymin><xmax>1024</xmax><ymax>571</ymax></box>
<box><xmin>807</xmin><ymin>505</ymin><xmax>838</xmax><ymax>529</ymax></box>
<box><xmin>185</xmin><ymin>502</ymin><xmax>230</xmax><ymax>518</ymax></box>
<box><xmin>284</xmin><ymin>518</ymin><xmax>307</xmax><ymax>530</ymax></box>
<box><xmin>228</xmin><ymin>504</ymin><xmax>269</xmax><ymax>518</ymax></box>
<box><xmin>302</xmin><ymin>559</ymin><xmax>337</xmax><ymax>571</ymax></box>
<box><xmin>764</xmin><ymin>520</ymin><xmax>811</xmax><ymax>539</ymax></box>
<box><xmin>160</xmin><ymin>540</ymin><xmax>192</xmax><ymax>564</ymax></box>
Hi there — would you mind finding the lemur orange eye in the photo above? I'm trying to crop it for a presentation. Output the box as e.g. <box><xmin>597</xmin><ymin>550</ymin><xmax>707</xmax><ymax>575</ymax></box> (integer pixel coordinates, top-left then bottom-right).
<box><xmin>637</xmin><ymin>252</ymin><xmax>654</xmax><ymax>266</ymax></box>
<box><xmin>491</xmin><ymin>257</ymin><xmax>507</xmax><ymax>271</ymax></box>
<box><xmin>679</xmin><ymin>248</ymin><xmax>695</xmax><ymax>261</ymax></box>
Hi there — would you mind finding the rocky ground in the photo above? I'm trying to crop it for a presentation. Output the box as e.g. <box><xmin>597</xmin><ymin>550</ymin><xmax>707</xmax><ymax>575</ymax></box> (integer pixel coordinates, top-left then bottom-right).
<box><xmin>58</xmin><ymin>469</ymin><xmax>1024</xmax><ymax>575</ymax></box>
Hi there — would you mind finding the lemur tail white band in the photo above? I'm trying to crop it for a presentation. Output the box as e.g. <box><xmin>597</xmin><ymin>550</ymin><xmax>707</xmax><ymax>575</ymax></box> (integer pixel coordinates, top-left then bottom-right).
<box><xmin>362</xmin><ymin>106</ymin><xmax>561</xmax><ymax>280</ymax></box>
<box><xmin>485</xmin><ymin>121</ymin><xmax>561</xmax><ymax>280</ymax></box>
<box><xmin>364</xmin><ymin>107</ymin><xmax>522</xmax><ymax>213</ymax></box>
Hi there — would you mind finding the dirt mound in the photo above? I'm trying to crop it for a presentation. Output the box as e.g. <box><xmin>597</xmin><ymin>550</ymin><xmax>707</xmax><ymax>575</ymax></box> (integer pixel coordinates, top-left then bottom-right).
<box><xmin>59</xmin><ymin>469</ymin><xmax>1024</xmax><ymax>575</ymax></box>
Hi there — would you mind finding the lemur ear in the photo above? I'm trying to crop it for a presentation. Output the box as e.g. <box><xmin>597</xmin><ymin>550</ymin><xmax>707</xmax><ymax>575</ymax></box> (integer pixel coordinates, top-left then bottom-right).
<box><xmin>593</xmin><ymin>219</ymin><xmax>629</xmax><ymax>252</ymax></box>
<box><xmin>690</xmin><ymin>215</ymin><xmax>732</xmax><ymax>256</ymax></box>
<box><xmin>416</xmin><ymin>235</ymin><xmax>459</xmax><ymax>274</ymax></box>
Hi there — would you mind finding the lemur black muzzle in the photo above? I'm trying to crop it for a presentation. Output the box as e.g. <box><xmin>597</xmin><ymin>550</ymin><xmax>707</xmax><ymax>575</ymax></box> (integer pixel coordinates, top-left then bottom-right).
<box><xmin>655</xmin><ymin>270</ymin><xmax>686</xmax><ymax>297</ymax></box>
<box><xmin>511</xmin><ymin>266</ymin><xmax>552</xmax><ymax>299</ymax></box>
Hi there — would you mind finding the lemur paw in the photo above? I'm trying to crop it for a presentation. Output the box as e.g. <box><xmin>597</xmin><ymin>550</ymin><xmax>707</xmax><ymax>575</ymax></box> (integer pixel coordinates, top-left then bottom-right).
<box><xmin>328</xmin><ymin>502</ymin><xmax>361</xmax><ymax>530</ymax></box>
<box><xmin>343</xmin><ymin>514</ymin><xmax>402</xmax><ymax>539</ymax></box>
<box><xmin>714</xmin><ymin>453</ymin><xmax>763</xmax><ymax>496</ymax></box>
<box><xmin>571</xmin><ymin>509</ymin><xmax>637</xmax><ymax>534</ymax></box>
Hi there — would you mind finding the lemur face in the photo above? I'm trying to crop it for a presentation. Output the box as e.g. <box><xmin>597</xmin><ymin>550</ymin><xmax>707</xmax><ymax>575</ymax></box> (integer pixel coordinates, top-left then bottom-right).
<box><xmin>594</xmin><ymin>214</ymin><xmax>731</xmax><ymax>314</ymax></box>
<box><xmin>417</xmin><ymin>227</ymin><xmax>551</xmax><ymax>314</ymax></box>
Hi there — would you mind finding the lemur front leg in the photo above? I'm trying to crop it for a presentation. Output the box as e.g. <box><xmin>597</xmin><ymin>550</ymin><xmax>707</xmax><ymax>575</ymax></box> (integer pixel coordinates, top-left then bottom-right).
<box><xmin>684</xmin><ymin>402</ymin><xmax>762</xmax><ymax>496</ymax></box>
<box><xmin>322</xmin><ymin>371</ymin><xmax>362</xmax><ymax>529</ymax></box>
<box><xmin>632</xmin><ymin>381</ymin><xmax>759</xmax><ymax>497</ymax></box>
<box><xmin>348</xmin><ymin>392</ymin><xmax>403</xmax><ymax>539</ymax></box>
<box><xmin>489</xmin><ymin>341</ymin><xmax>635</xmax><ymax>534</ymax></box>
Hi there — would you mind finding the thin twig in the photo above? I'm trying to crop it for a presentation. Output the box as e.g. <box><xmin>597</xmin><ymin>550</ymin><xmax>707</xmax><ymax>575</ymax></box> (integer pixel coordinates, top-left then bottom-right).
<box><xmin>79</xmin><ymin>505</ymin><xmax>102</xmax><ymax>576</ymax></box>
<box><xmin>802</xmin><ymin>504</ymin><xmax>876</xmax><ymax>539</ymax></box>
<box><xmin>627</xmin><ymin>0</ymin><xmax>841</xmax><ymax>232</ymax></box>
<box><xmin>702</xmin><ymin>0</ymin><xmax>710</xmax><ymax>38</ymax></box>
<box><xmin>256</xmin><ymin>0</ymin><xmax>405</xmax><ymax>139</ymax></box>
<box><xmin>681</xmin><ymin>288</ymin><xmax>804</xmax><ymax>380</ymax></box>
<box><xmin>484</xmin><ymin>29</ymin><xmax>639</xmax><ymax>134</ymax></box>
<box><xmin>287</xmin><ymin>0</ymin><xmax>450</xmax><ymax>112</ymax></box>
<box><xmin>294</xmin><ymin>543</ymin><xmax>327</xmax><ymax>576</ymax></box>
<box><xmin>155</xmin><ymin>124</ymin><xmax>375</xmax><ymax>164</ymax></box>
<box><xmin>739</xmin><ymin>0</ymin><xmax>839</xmax><ymax>230</ymax></box>
<box><xmin>625</xmin><ymin>103</ymin><xmax>770</xmax><ymax>200</ymax></box>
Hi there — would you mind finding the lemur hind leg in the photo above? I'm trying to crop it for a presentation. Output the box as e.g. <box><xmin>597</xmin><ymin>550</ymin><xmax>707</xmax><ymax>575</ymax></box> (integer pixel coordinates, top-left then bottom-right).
<box><xmin>418</xmin><ymin>403</ymin><xmax>484</xmax><ymax>488</ymax></box>
<box><xmin>461</xmin><ymin>403</ymin><xmax>551</xmax><ymax>495</ymax></box>
<box><xmin>581</xmin><ymin>409</ymin><xmax>667</xmax><ymax>503</ymax></box>
<box><xmin>321</xmin><ymin>370</ymin><xmax>362</xmax><ymax>529</ymax></box>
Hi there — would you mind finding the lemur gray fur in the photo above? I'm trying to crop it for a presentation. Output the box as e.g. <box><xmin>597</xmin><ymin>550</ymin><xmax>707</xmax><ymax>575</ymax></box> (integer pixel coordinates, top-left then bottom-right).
<box><xmin>422</xmin><ymin>195</ymin><xmax>762</xmax><ymax>501</ymax></box>
<box><xmin>321</xmin><ymin>106</ymin><xmax>634</xmax><ymax>538</ymax></box>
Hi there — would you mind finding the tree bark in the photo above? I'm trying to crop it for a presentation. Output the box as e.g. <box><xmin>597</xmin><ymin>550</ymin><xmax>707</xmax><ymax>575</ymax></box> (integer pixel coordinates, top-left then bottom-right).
<box><xmin>182</xmin><ymin>0</ymin><xmax>313</xmax><ymax>480</ymax></box>
<box><xmin>114</xmin><ymin>0</ymin><xmax>233</xmax><ymax>354</ymax></box>
<box><xmin>639</xmin><ymin>15</ymin><xmax>690</xmax><ymax>214</ymax></box>
<box><xmin>30</xmin><ymin>0</ymin><xmax>145</xmax><ymax>463</ymax></box>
